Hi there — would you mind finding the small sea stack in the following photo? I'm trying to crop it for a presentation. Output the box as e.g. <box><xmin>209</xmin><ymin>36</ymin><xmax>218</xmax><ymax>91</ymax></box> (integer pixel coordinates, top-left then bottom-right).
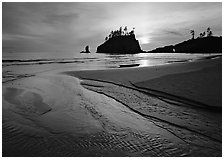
<box><xmin>80</xmin><ymin>45</ymin><xmax>91</xmax><ymax>53</ymax></box>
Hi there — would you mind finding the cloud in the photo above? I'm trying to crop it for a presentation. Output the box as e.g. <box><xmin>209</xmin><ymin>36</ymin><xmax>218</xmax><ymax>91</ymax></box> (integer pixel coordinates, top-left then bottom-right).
<box><xmin>2</xmin><ymin>2</ymin><xmax>222</xmax><ymax>53</ymax></box>
<box><xmin>43</xmin><ymin>13</ymin><xmax>79</xmax><ymax>26</ymax></box>
<box><xmin>162</xmin><ymin>30</ymin><xmax>183</xmax><ymax>36</ymax></box>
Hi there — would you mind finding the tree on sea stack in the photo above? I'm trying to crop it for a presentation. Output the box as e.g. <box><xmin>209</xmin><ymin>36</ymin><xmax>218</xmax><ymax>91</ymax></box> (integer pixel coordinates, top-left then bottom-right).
<box><xmin>190</xmin><ymin>30</ymin><xmax>195</xmax><ymax>39</ymax></box>
<box><xmin>199</xmin><ymin>31</ymin><xmax>206</xmax><ymax>38</ymax></box>
<box><xmin>119</xmin><ymin>26</ymin><xmax>123</xmax><ymax>36</ymax></box>
<box><xmin>96</xmin><ymin>26</ymin><xmax>143</xmax><ymax>54</ymax></box>
<box><xmin>124</xmin><ymin>26</ymin><xmax>128</xmax><ymax>35</ymax></box>
<box><xmin>207</xmin><ymin>27</ymin><xmax>213</xmax><ymax>37</ymax></box>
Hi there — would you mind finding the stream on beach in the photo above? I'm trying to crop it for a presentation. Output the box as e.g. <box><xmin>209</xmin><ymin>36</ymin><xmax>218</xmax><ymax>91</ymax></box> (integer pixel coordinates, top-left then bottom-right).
<box><xmin>2</xmin><ymin>53</ymin><xmax>222</xmax><ymax>157</ymax></box>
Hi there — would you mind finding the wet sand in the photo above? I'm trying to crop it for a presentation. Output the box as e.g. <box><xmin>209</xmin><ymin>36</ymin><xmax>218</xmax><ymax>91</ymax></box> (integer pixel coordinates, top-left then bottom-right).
<box><xmin>2</xmin><ymin>57</ymin><xmax>222</xmax><ymax>157</ymax></box>
<box><xmin>66</xmin><ymin>57</ymin><xmax>222</xmax><ymax>108</ymax></box>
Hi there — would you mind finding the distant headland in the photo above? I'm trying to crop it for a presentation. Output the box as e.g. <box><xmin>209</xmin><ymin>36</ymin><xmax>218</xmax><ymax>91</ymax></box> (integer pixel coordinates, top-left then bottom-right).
<box><xmin>148</xmin><ymin>36</ymin><xmax>222</xmax><ymax>53</ymax></box>
<box><xmin>148</xmin><ymin>27</ymin><xmax>222</xmax><ymax>53</ymax></box>
<box><xmin>97</xmin><ymin>26</ymin><xmax>144</xmax><ymax>54</ymax></box>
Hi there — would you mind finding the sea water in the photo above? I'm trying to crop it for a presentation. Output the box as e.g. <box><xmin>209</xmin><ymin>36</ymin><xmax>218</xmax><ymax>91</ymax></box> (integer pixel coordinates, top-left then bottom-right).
<box><xmin>3</xmin><ymin>52</ymin><xmax>220</xmax><ymax>69</ymax></box>
<box><xmin>2</xmin><ymin>52</ymin><xmax>220</xmax><ymax>83</ymax></box>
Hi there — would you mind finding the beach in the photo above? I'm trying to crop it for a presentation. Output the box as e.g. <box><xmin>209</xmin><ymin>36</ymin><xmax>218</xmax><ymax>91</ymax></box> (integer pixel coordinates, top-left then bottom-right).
<box><xmin>67</xmin><ymin>56</ymin><xmax>221</xmax><ymax>108</ymax></box>
<box><xmin>2</xmin><ymin>56</ymin><xmax>222</xmax><ymax>157</ymax></box>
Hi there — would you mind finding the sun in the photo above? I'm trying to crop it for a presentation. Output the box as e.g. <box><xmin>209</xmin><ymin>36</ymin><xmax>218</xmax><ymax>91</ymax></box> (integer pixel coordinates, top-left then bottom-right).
<box><xmin>139</xmin><ymin>36</ymin><xmax>150</xmax><ymax>44</ymax></box>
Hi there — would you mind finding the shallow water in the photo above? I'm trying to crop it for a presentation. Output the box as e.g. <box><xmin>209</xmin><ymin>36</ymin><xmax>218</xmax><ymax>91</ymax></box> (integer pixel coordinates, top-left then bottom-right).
<box><xmin>2</xmin><ymin>74</ymin><xmax>183</xmax><ymax>156</ymax></box>
<box><xmin>2</xmin><ymin>72</ymin><xmax>221</xmax><ymax>156</ymax></box>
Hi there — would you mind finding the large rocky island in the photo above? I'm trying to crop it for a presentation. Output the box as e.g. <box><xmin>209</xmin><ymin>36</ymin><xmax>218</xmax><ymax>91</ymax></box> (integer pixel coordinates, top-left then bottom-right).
<box><xmin>148</xmin><ymin>36</ymin><xmax>222</xmax><ymax>53</ymax></box>
<box><xmin>97</xmin><ymin>27</ymin><xmax>143</xmax><ymax>54</ymax></box>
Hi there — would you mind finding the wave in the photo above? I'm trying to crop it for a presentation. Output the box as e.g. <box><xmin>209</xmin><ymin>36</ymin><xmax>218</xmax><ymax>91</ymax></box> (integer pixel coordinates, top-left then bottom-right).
<box><xmin>2</xmin><ymin>57</ymin><xmax>100</xmax><ymax>66</ymax></box>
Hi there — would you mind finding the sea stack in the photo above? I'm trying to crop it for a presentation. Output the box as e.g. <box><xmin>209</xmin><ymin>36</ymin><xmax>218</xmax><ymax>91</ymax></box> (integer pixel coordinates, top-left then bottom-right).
<box><xmin>80</xmin><ymin>45</ymin><xmax>90</xmax><ymax>53</ymax></box>
<box><xmin>97</xmin><ymin>27</ymin><xmax>143</xmax><ymax>54</ymax></box>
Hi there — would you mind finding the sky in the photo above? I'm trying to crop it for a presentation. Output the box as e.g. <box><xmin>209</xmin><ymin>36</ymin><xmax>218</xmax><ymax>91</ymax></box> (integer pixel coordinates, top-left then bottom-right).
<box><xmin>2</xmin><ymin>2</ymin><xmax>222</xmax><ymax>55</ymax></box>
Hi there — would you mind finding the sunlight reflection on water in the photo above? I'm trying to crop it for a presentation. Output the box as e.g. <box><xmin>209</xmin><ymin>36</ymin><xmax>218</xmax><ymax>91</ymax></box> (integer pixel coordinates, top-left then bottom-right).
<box><xmin>3</xmin><ymin>52</ymin><xmax>220</xmax><ymax>76</ymax></box>
<box><xmin>139</xmin><ymin>59</ymin><xmax>149</xmax><ymax>67</ymax></box>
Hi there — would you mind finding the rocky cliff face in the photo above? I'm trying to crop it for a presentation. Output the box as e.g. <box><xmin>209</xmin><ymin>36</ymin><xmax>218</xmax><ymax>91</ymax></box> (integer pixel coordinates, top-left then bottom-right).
<box><xmin>97</xmin><ymin>34</ymin><xmax>143</xmax><ymax>54</ymax></box>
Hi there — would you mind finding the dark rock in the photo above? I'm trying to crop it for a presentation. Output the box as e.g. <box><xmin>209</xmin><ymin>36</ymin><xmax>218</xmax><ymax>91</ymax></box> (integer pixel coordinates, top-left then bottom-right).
<box><xmin>148</xmin><ymin>45</ymin><xmax>175</xmax><ymax>53</ymax></box>
<box><xmin>80</xmin><ymin>45</ymin><xmax>90</xmax><ymax>53</ymax></box>
<box><xmin>119</xmin><ymin>64</ymin><xmax>140</xmax><ymax>68</ymax></box>
<box><xmin>97</xmin><ymin>34</ymin><xmax>143</xmax><ymax>54</ymax></box>
<box><xmin>148</xmin><ymin>36</ymin><xmax>222</xmax><ymax>53</ymax></box>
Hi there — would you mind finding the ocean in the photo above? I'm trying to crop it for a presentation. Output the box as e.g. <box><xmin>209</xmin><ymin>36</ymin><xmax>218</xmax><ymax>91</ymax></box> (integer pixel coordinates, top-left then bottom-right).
<box><xmin>2</xmin><ymin>52</ymin><xmax>220</xmax><ymax>83</ymax></box>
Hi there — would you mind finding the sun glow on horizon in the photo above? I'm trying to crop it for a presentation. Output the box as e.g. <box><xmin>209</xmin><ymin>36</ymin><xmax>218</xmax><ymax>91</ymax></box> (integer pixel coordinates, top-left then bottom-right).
<box><xmin>139</xmin><ymin>36</ymin><xmax>150</xmax><ymax>44</ymax></box>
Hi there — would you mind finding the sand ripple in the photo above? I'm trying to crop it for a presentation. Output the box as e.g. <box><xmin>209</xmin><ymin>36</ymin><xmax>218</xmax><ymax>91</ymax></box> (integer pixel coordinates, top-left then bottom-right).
<box><xmin>3</xmin><ymin>123</ymin><xmax>208</xmax><ymax>157</ymax></box>
<box><xmin>2</xmin><ymin>74</ymin><xmax>221</xmax><ymax>157</ymax></box>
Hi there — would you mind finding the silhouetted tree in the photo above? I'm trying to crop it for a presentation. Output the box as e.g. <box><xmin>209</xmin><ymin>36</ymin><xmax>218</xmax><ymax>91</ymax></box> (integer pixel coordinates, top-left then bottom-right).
<box><xmin>208</xmin><ymin>30</ymin><xmax>213</xmax><ymax>37</ymax></box>
<box><xmin>114</xmin><ymin>30</ymin><xmax>119</xmax><ymax>37</ymax></box>
<box><xmin>119</xmin><ymin>27</ymin><xmax>123</xmax><ymax>36</ymax></box>
<box><xmin>207</xmin><ymin>27</ymin><xmax>210</xmax><ymax>34</ymax></box>
<box><xmin>109</xmin><ymin>31</ymin><xmax>114</xmax><ymax>38</ymax></box>
<box><xmin>106</xmin><ymin>26</ymin><xmax>136</xmax><ymax>40</ymax></box>
<box><xmin>202</xmin><ymin>31</ymin><xmax>206</xmax><ymax>37</ymax></box>
<box><xmin>129</xmin><ymin>30</ymin><xmax>134</xmax><ymax>35</ymax></box>
<box><xmin>190</xmin><ymin>30</ymin><xmax>195</xmax><ymax>39</ymax></box>
<box><xmin>124</xmin><ymin>26</ymin><xmax>128</xmax><ymax>35</ymax></box>
<box><xmin>199</xmin><ymin>32</ymin><xmax>206</xmax><ymax>38</ymax></box>
<box><xmin>207</xmin><ymin>27</ymin><xmax>213</xmax><ymax>37</ymax></box>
